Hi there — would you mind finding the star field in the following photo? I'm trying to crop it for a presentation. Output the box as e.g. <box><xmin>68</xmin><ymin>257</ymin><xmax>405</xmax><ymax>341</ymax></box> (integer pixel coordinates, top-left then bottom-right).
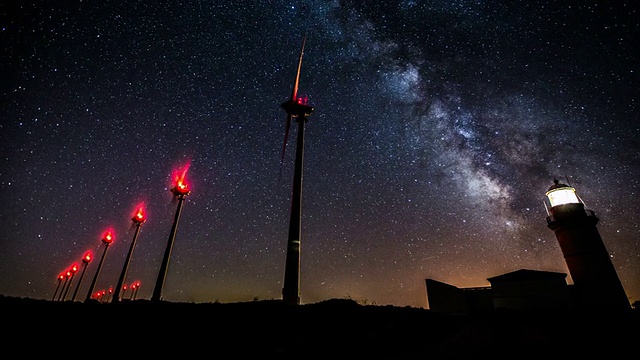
<box><xmin>1</xmin><ymin>0</ymin><xmax>638</xmax><ymax>308</ymax></box>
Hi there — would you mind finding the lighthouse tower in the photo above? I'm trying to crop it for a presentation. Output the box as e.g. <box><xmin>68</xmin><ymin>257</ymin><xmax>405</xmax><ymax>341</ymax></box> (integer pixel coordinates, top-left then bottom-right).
<box><xmin>545</xmin><ymin>179</ymin><xmax>630</xmax><ymax>310</ymax></box>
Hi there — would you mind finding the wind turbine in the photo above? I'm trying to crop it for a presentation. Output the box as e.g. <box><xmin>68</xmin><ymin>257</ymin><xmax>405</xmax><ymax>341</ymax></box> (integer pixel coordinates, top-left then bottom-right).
<box><xmin>280</xmin><ymin>35</ymin><xmax>314</xmax><ymax>305</ymax></box>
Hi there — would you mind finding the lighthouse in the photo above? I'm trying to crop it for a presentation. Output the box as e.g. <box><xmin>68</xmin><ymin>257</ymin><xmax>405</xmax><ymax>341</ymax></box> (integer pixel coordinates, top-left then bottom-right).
<box><xmin>545</xmin><ymin>179</ymin><xmax>630</xmax><ymax>310</ymax></box>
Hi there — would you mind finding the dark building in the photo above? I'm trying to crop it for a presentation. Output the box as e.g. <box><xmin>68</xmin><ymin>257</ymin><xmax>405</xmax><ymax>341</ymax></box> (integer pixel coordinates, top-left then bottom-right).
<box><xmin>544</xmin><ymin>179</ymin><xmax>630</xmax><ymax>310</ymax></box>
<box><xmin>426</xmin><ymin>269</ymin><xmax>573</xmax><ymax>313</ymax></box>
<box><xmin>425</xmin><ymin>279</ymin><xmax>493</xmax><ymax>313</ymax></box>
<box><xmin>488</xmin><ymin>269</ymin><xmax>573</xmax><ymax>310</ymax></box>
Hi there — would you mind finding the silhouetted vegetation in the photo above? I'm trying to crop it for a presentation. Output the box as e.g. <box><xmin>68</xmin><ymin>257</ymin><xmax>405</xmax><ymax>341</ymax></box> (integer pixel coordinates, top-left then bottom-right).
<box><xmin>3</xmin><ymin>295</ymin><xmax>637</xmax><ymax>358</ymax></box>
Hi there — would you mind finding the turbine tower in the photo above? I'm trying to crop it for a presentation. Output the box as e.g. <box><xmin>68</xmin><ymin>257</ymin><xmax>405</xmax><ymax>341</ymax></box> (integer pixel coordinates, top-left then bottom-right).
<box><xmin>281</xmin><ymin>35</ymin><xmax>314</xmax><ymax>305</ymax></box>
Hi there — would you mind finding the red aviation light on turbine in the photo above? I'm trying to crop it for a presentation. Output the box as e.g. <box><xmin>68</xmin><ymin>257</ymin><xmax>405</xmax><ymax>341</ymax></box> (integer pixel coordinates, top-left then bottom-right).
<box><xmin>82</xmin><ymin>251</ymin><xmax>93</xmax><ymax>264</ymax></box>
<box><xmin>70</xmin><ymin>263</ymin><xmax>79</xmax><ymax>273</ymax></box>
<box><xmin>171</xmin><ymin>164</ymin><xmax>191</xmax><ymax>196</ymax></box>
<box><xmin>297</xmin><ymin>95</ymin><xmax>309</xmax><ymax>105</ymax></box>
<box><xmin>58</xmin><ymin>273</ymin><xmax>66</xmax><ymax>281</ymax></box>
<box><xmin>132</xmin><ymin>204</ymin><xmax>146</xmax><ymax>224</ymax></box>
<box><xmin>102</xmin><ymin>229</ymin><xmax>114</xmax><ymax>245</ymax></box>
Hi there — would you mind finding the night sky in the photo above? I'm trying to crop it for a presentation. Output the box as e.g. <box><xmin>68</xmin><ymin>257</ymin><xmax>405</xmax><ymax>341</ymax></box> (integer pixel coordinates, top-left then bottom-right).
<box><xmin>1</xmin><ymin>1</ymin><xmax>638</xmax><ymax>308</ymax></box>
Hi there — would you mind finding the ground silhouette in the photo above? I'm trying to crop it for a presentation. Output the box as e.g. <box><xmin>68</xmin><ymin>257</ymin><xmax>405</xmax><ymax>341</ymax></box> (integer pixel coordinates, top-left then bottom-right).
<box><xmin>2</xmin><ymin>295</ymin><xmax>637</xmax><ymax>358</ymax></box>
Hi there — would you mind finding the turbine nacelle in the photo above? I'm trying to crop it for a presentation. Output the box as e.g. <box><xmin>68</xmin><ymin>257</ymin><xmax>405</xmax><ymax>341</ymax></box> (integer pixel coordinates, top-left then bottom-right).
<box><xmin>281</xmin><ymin>97</ymin><xmax>314</xmax><ymax>119</ymax></box>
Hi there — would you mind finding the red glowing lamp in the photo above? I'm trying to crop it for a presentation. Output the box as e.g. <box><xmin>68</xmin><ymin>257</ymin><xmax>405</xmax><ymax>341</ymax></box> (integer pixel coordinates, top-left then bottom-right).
<box><xmin>171</xmin><ymin>165</ymin><xmax>191</xmax><ymax>196</ymax></box>
<box><xmin>82</xmin><ymin>251</ymin><xmax>92</xmax><ymax>264</ymax></box>
<box><xmin>132</xmin><ymin>281</ymin><xmax>140</xmax><ymax>290</ymax></box>
<box><xmin>70</xmin><ymin>263</ymin><xmax>79</xmax><ymax>273</ymax></box>
<box><xmin>58</xmin><ymin>273</ymin><xmax>65</xmax><ymax>281</ymax></box>
<box><xmin>132</xmin><ymin>205</ymin><xmax>146</xmax><ymax>224</ymax></box>
<box><xmin>102</xmin><ymin>229</ymin><xmax>114</xmax><ymax>245</ymax></box>
<box><xmin>297</xmin><ymin>95</ymin><xmax>309</xmax><ymax>105</ymax></box>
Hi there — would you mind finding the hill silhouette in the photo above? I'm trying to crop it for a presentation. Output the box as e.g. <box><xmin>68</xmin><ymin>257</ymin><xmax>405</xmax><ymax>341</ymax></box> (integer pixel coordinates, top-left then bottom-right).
<box><xmin>2</xmin><ymin>295</ymin><xmax>637</xmax><ymax>358</ymax></box>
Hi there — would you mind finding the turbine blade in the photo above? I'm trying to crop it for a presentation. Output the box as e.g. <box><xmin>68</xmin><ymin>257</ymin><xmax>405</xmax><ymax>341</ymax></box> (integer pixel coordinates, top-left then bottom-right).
<box><xmin>280</xmin><ymin>113</ymin><xmax>292</xmax><ymax>166</ymax></box>
<box><xmin>290</xmin><ymin>35</ymin><xmax>306</xmax><ymax>103</ymax></box>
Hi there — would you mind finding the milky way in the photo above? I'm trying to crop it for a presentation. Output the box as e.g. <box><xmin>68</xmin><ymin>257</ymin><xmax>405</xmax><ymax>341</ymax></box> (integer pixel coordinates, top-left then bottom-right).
<box><xmin>1</xmin><ymin>1</ymin><xmax>638</xmax><ymax>308</ymax></box>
